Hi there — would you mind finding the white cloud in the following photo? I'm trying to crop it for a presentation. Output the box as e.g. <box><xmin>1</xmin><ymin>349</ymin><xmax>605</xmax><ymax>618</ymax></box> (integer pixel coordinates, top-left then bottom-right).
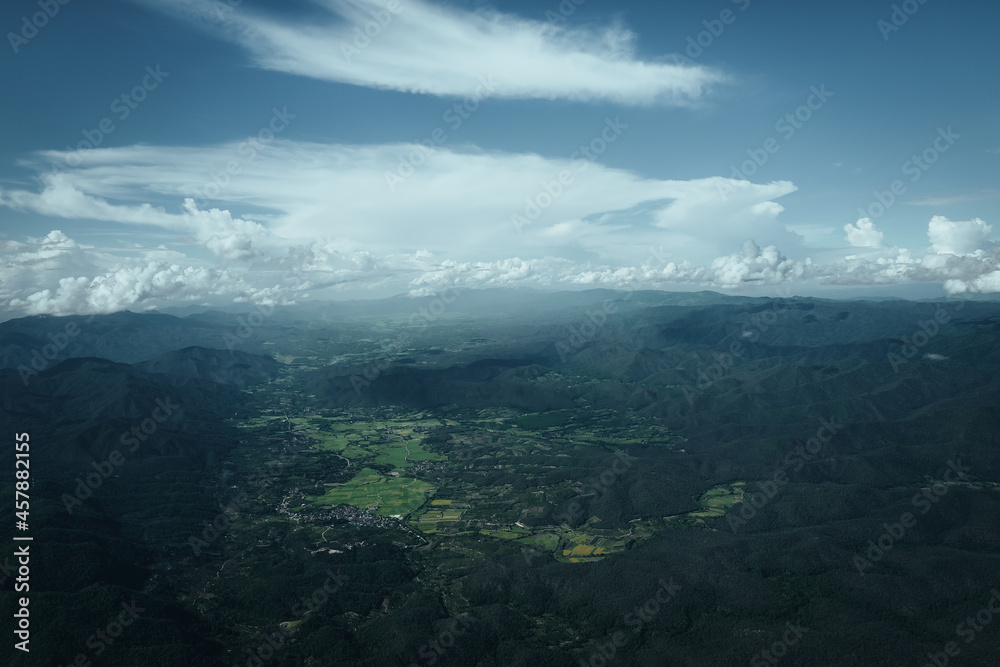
<box><xmin>0</xmin><ymin>230</ymin><xmax>105</xmax><ymax>303</ymax></box>
<box><xmin>406</xmin><ymin>240</ymin><xmax>811</xmax><ymax>295</ymax></box>
<box><xmin>907</xmin><ymin>190</ymin><xmax>998</xmax><ymax>206</ymax></box>
<box><xmin>819</xmin><ymin>242</ymin><xmax>1000</xmax><ymax>294</ymax></box>
<box><xmin>944</xmin><ymin>269</ymin><xmax>1000</xmax><ymax>295</ymax></box>
<box><xmin>0</xmin><ymin>169</ymin><xmax>274</xmax><ymax>262</ymax></box>
<box><xmin>2</xmin><ymin>142</ymin><xmax>800</xmax><ymax>270</ymax></box>
<box><xmin>409</xmin><ymin>256</ymin><xmax>558</xmax><ymax>294</ymax></box>
<box><xmin>5</xmin><ymin>141</ymin><xmax>1000</xmax><ymax>313</ymax></box>
<box><xmin>702</xmin><ymin>239</ymin><xmax>809</xmax><ymax>287</ymax></box>
<box><xmin>652</xmin><ymin>240</ymin><xmax>809</xmax><ymax>288</ymax></box>
<box><xmin>927</xmin><ymin>216</ymin><xmax>993</xmax><ymax>255</ymax></box>
<box><xmin>137</xmin><ymin>0</ymin><xmax>723</xmax><ymax>105</ymax></box>
<box><xmin>205</xmin><ymin>233</ymin><xmax>260</xmax><ymax>263</ymax></box>
<box><xmin>8</xmin><ymin>261</ymin><xmax>241</xmax><ymax>316</ymax></box>
<box><xmin>844</xmin><ymin>218</ymin><xmax>884</xmax><ymax>247</ymax></box>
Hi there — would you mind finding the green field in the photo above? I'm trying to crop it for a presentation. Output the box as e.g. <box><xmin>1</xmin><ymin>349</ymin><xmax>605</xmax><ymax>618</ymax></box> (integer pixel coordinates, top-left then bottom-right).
<box><xmin>239</xmin><ymin>408</ymin><xmax>660</xmax><ymax>559</ymax></box>
<box><xmin>693</xmin><ymin>482</ymin><xmax>745</xmax><ymax>517</ymax></box>
<box><xmin>516</xmin><ymin>533</ymin><xmax>561</xmax><ymax>550</ymax></box>
<box><xmin>279</xmin><ymin>416</ymin><xmax>449</xmax><ymax>476</ymax></box>
<box><xmin>666</xmin><ymin>481</ymin><xmax>746</xmax><ymax>522</ymax></box>
<box><xmin>307</xmin><ymin>468</ymin><xmax>434</xmax><ymax>517</ymax></box>
<box><xmin>515</xmin><ymin>411</ymin><xmax>574</xmax><ymax>429</ymax></box>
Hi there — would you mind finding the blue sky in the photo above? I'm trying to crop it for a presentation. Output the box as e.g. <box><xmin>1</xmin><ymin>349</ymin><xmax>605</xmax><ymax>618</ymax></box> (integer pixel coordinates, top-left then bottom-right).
<box><xmin>1</xmin><ymin>0</ymin><xmax>998</xmax><ymax>315</ymax></box>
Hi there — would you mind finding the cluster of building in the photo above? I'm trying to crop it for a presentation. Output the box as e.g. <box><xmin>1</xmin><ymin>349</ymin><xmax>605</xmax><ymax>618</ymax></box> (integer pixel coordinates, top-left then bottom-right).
<box><xmin>327</xmin><ymin>504</ymin><xmax>406</xmax><ymax>531</ymax></box>
<box><xmin>277</xmin><ymin>490</ymin><xmax>408</xmax><ymax>532</ymax></box>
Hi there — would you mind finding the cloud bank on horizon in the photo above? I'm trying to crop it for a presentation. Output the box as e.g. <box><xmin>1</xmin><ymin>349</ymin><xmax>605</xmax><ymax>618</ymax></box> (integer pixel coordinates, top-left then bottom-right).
<box><xmin>1</xmin><ymin>0</ymin><xmax>998</xmax><ymax>316</ymax></box>
<box><xmin>2</xmin><ymin>140</ymin><xmax>996</xmax><ymax>315</ymax></box>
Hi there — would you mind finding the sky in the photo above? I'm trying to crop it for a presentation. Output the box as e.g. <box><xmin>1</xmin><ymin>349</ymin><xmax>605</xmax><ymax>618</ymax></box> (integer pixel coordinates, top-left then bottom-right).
<box><xmin>1</xmin><ymin>0</ymin><xmax>998</xmax><ymax>316</ymax></box>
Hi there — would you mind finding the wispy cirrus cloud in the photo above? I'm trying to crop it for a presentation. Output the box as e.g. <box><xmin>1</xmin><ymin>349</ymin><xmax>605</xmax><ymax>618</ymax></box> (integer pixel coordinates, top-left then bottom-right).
<box><xmin>135</xmin><ymin>0</ymin><xmax>724</xmax><ymax>105</ymax></box>
<box><xmin>907</xmin><ymin>190</ymin><xmax>999</xmax><ymax>206</ymax></box>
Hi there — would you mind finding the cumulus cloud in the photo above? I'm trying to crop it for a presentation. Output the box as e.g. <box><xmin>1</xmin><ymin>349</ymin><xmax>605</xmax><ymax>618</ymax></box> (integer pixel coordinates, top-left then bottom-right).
<box><xmin>4</xmin><ymin>231</ymin><xmax>430</xmax><ymax>316</ymax></box>
<box><xmin>844</xmin><ymin>218</ymin><xmax>884</xmax><ymax>247</ymax></box>
<box><xmin>1</xmin><ymin>142</ymin><xmax>800</xmax><ymax>270</ymax></box>
<box><xmin>0</xmin><ymin>230</ymin><xmax>107</xmax><ymax>304</ymax></box>
<box><xmin>0</xmin><ymin>168</ymin><xmax>274</xmax><ymax>262</ymax></box>
<box><xmin>5</xmin><ymin>141</ymin><xmax>1000</xmax><ymax>313</ymax></box>
<box><xmin>944</xmin><ymin>268</ymin><xmax>1000</xmax><ymax>295</ymax></box>
<box><xmin>806</xmin><ymin>216</ymin><xmax>1000</xmax><ymax>294</ymax></box>
<box><xmin>8</xmin><ymin>262</ymin><xmax>241</xmax><ymax>316</ymax></box>
<box><xmin>407</xmin><ymin>240</ymin><xmax>811</xmax><ymax>294</ymax></box>
<box><xmin>927</xmin><ymin>216</ymin><xmax>993</xmax><ymax>255</ymax></box>
<box><xmin>408</xmin><ymin>256</ymin><xmax>571</xmax><ymax>295</ymax></box>
<box><xmin>136</xmin><ymin>0</ymin><xmax>723</xmax><ymax>105</ymax></box>
<box><xmin>205</xmin><ymin>233</ymin><xmax>260</xmax><ymax>263</ymax></box>
<box><xmin>702</xmin><ymin>239</ymin><xmax>809</xmax><ymax>287</ymax></box>
<box><xmin>646</xmin><ymin>240</ymin><xmax>809</xmax><ymax>288</ymax></box>
<box><xmin>819</xmin><ymin>242</ymin><xmax>1000</xmax><ymax>294</ymax></box>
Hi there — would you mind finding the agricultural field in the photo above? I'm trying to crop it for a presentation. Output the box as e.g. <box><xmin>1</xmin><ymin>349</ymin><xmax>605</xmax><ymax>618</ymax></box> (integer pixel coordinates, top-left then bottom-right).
<box><xmin>306</xmin><ymin>467</ymin><xmax>434</xmax><ymax>517</ymax></box>
<box><xmin>290</xmin><ymin>414</ymin><xmax>448</xmax><ymax>470</ymax></box>
<box><xmin>232</xmin><ymin>402</ymin><xmax>672</xmax><ymax>561</ymax></box>
<box><xmin>664</xmin><ymin>481</ymin><xmax>746</xmax><ymax>527</ymax></box>
<box><xmin>694</xmin><ymin>481</ymin><xmax>746</xmax><ymax>517</ymax></box>
<box><xmin>497</xmin><ymin>408</ymin><xmax>678</xmax><ymax>450</ymax></box>
<box><xmin>416</xmin><ymin>500</ymin><xmax>470</xmax><ymax>532</ymax></box>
